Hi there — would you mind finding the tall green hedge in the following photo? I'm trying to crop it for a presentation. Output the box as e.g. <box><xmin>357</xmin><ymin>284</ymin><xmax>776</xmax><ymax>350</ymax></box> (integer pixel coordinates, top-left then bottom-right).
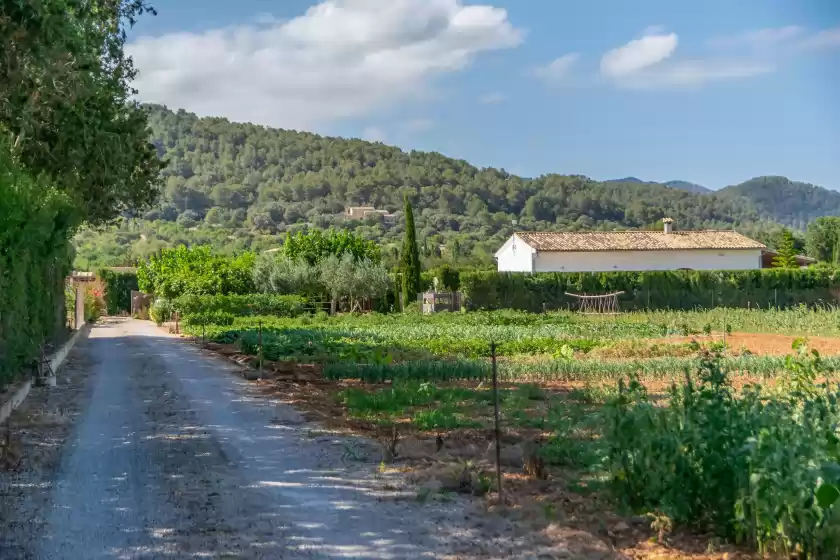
<box><xmin>98</xmin><ymin>269</ymin><xmax>138</xmax><ymax>315</ymax></box>
<box><xmin>460</xmin><ymin>268</ymin><xmax>840</xmax><ymax>311</ymax></box>
<box><xmin>0</xmin><ymin>151</ymin><xmax>74</xmax><ymax>387</ymax></box>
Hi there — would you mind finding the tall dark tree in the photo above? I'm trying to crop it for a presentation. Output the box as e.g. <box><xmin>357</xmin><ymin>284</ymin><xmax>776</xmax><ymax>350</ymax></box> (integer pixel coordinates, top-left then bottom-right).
<box><xmin>400</xmin><ymin>196</ymin><xmax>421</xmax><ymax>308</ymax></box>
<box><xmin>772</xmin><ymin>229</ymin><xmax>799</xmax><ymax>268</ymax></box>
<box><xmin>0</xmin><ymin>0</ymin><xmax>163</xmax><ymax>225</ymax></box>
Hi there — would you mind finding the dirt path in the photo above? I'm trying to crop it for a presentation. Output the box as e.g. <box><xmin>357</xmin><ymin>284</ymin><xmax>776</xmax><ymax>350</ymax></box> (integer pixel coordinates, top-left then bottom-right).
<box><xmin>0</xmin><ymin>318</ymin><xmax>620</xmax><ymax>559</ymax></box>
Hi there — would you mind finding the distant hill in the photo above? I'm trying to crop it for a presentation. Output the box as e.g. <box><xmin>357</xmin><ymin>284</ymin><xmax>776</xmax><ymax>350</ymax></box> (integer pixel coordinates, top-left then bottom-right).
<box><xmin>717</xmin><ymin>176</ymin><xmax>840</xmax><ymax>229</ymax></box>
<box><xmin>71</xmin><ymin>105</ymin><xmax>834</xmax><ymax>268</ymax></box>
<box><xmin>606</xmin><ymin>177</ymin><xmax>711</xmax><ymax>194</ymax></box>
<box><xmin>663</xmin><ymin>180</ymin><xmax>712</xmax><ymax>194</ymax></box>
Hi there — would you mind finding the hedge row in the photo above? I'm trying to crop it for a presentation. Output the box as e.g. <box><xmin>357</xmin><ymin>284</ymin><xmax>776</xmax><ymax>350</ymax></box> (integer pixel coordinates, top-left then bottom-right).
<box><xmin>0</xmin><ymin>150</ymin><xmax>74</xmax><ymax>387</ymax></box>
<box><xmin>98</xmin><ymin>269</ymin><xmax>138</xmax><ymax>315</ymax></box>
<box><xmin>174</xmin><ymin>294</ymin><xmax>310</xmax><ymax>317</ymax></box>
<box><xmin>460</xmin><ymin>268</ymin><xmax>840</xmax><ymax>311</ymax></box>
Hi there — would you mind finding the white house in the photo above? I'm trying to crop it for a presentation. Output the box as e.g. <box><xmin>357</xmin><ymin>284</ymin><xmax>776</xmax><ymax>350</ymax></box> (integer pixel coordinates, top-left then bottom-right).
<box><xmin>494</xmin><ymin>220</ymin><xmax>766</xmax><ymax>273</ymax></box>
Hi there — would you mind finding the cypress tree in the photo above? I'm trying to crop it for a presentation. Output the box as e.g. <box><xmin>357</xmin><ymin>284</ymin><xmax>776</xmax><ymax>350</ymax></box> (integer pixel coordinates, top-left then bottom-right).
<box><xmin>772</xmin><ymin>229</ymin><xmax>799</xmax><ymax>269</ymax></box>
<box><xmin>400</xmin><ymin>195</ymin><xmax>421</xmax><ymax>308</ymax></box>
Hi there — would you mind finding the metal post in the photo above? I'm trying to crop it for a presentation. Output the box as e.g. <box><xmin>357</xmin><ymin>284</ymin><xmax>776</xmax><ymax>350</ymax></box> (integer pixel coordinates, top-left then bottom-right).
<box><xmin>490</xmin><ymin>341</ymin><xmax>503</xmax><ymax>504</ymax></box>
<box><xmin>258</xmin><ymin>320</ymin><xmax>264</xmax><ymax>376</ymax></box>
<box><xmin>202</xmin><ymin>323</ymin><xmax>206</xmax><ymax>344</ymax></box>
<box><xmin>774</xmin><ymin>288</ymin><xmax>778</xmax><ymax>310</ymax></box>
<box><xmin>174</xmin><ymin>311</ymin><xmax>179</xmax><ymax>335</ymax></box>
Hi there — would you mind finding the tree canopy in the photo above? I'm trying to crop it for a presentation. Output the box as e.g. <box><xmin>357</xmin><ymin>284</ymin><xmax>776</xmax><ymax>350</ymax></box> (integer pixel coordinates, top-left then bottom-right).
<box><xmin>1</xmin><ymin>0</ymin><xmax>162</xmax><ymax>225</ymax></box>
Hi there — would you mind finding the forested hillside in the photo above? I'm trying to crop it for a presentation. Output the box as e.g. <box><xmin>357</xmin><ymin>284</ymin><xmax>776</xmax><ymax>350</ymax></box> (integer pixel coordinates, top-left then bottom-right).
<box><xmin>73</xmin><ymin>105</ymin><xmax>834</xmax><ymax>268</ymax></box>
<box><xmin>716</xmin><ymin>176</ymin><xmax>840</xmax><ymax>229</ymax></box>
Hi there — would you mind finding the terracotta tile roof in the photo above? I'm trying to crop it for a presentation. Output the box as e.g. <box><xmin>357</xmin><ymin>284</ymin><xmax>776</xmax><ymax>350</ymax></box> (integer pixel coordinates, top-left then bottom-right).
<box><xmin>515</xmin><ymin>230</ymin><xmax>766</xmax><ymax>252</ymax></box>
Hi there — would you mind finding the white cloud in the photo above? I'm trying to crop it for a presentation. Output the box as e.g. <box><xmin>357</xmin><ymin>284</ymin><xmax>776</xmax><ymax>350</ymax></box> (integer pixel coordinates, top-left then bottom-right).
<box><xmin>361</xmin><ymin>126</ymin><xmax>388</xmax><ymax>142</ymax></box>
<box><xmin>128</xmin><ymin>0</ymin><xmax>523</xmax><ymax>130</ymax></box>
<box><xmin>618</xmin><ymin>60</ymin><xmax>773</xmax><ymax>89</ymax></box>
<box><xmin>709</xmin><ymin>25</ymin><xmax>805</xmax><ymax>49</ymax></box>
<box><xmin>479</xmin><ymin>91</ymin><xmax>507</xmax><ymax>104</ymax></box>
<box><xmin>533</xmin><ymin>53</ymin><xmax>580</xmax><ymax>82</ymax></box>
<box><xmin>600</xmin><ymin>32</ymin><xmax>678</xmax><ymax>78</ymax></box>
<box><xmin>798</xmin><ymin>26</ymin><xmax>840</xmax><ymax>50</ymax></box>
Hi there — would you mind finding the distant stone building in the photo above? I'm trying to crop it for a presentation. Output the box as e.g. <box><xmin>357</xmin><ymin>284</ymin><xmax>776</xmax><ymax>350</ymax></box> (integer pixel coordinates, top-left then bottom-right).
<box><xmin>344</xmin><ymin>206</ymin><xmax>394</xmax><ymax>222</ymax></box>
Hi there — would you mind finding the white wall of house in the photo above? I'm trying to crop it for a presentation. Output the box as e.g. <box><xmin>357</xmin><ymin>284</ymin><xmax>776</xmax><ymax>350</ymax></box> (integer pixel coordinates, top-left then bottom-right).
<box><xmin>494</xmin><ymin>234</ymin><xmax>535</xmax><ymax>272</ymax></box>
<box><xmin>532</xmin><ymin>249</ymin><xmax>762</xmax><ymax>272</ymax></box>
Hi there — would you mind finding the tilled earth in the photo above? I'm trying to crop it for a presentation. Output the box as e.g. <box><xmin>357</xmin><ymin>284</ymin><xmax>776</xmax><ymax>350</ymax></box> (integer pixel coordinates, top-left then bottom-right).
<box><xmin>0</xmin><ymin>318</ymin><xmax>621</xmax><ymax>559</ymax></box>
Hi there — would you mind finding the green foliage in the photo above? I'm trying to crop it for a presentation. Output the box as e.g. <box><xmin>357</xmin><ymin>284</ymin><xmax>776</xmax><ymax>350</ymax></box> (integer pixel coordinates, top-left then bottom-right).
<box><xmin>806</xmin><ymin>217</ymin><xmax>840</xmax><ymax>264</ymax></box>
<box><xmin>604</xmin><ymin>349</ymin><xmax>840</xmax><ymax>556</ymax></box>
<box><xmin>98</xmin><ymin>269</ymin><xmax>139</xmax><ymax>315</ymax></box>
<box><xmin>401</xmin><ymin>196</ymin><xmax>421</xmax><ymax>307</ymax></box>
<box><xmin>0</xmin><ymin>147</ymin><xmax>74</xmax><ymax>386</ymax></box>
<box><xmin>0</xmin><ymin>1</ymin><xmax>158</xmax><ymax>386</ymax></box>
<box><xmin>75</xmin><ymin>106</ymin><xmax>840</xmax><ymax>270</ymax></box>
<box><xmin>0</xmin><ymin>0</ymin><xmax>162</xmax><ymax>225</ymax></box>
<box><xmin>772</xmin><ymin>229</ymin><xmax>799</xmax><ymax>268</ymax></box>
<box><xmin>282</xmin><ymin>229</ymin><xmax>380</xmax><ymax>265</ymax></box>
<box><xmin>253</xmin><ymin>253</ymin><xmax>322</xmax><ymax>296</ymax></box>
<box><xmin>174</xmin><ymin>294</ymin><xmax>308</xmax><ymax>317</ymax></box>
<box><xmin>137</xmin><ymin>245</ymin><xmax>255</xmax><ymax>299</ymax></box>
<box><xmin>182</xmin><ymin>312</ymin><xmax>235</xmax><ymax>327</ymax></box>
<box><xmin>149</xmin><ymin>298</ymin><xmax>175</xmax><ymax>326</ymax></box>
<box><xmin>461</xmin><ymin>268</ymin><xmax>840</xmax><ymax>311</ymax></box>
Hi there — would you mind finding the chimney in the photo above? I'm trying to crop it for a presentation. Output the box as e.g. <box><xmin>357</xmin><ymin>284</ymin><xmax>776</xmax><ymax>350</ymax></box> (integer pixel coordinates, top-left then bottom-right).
<box><xmin>663</xmin><ymin>217</ymin><xmax>674</xmax><ymax>234</ymax></box>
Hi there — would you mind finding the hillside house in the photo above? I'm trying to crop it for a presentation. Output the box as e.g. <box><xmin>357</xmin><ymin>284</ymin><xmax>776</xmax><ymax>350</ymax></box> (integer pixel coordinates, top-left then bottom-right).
<box><xmin>344</xmin><ymin>206</ymin><xmax>392</xmax><ymax>220</ymax></box>
<box><xmin>495</xmin><ymin>220</ymin><xmax>766</xmax><ymax>273</ymax></box>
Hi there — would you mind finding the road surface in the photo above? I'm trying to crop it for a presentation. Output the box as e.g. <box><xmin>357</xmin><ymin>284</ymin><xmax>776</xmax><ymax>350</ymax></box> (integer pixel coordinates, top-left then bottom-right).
<box><xmin>6</xmin><ymin>319</ymin><xmax>486</xmax><ymax>559</ymax></box>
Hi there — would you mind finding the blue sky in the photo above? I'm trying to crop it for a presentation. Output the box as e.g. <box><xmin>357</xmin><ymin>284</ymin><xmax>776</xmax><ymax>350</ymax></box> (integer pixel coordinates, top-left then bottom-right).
<box><xmin>129</xmin><ymin>0</ymin><xmax>840</xmax><ymax>190</ymax></box>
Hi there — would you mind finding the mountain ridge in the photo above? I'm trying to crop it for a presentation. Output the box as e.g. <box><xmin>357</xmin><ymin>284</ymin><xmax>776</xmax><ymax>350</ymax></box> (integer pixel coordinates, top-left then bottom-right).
<box><xmin>71</xmin><ymin>105</ymin><xmax>837</xmax><ymax>268</ymax></box>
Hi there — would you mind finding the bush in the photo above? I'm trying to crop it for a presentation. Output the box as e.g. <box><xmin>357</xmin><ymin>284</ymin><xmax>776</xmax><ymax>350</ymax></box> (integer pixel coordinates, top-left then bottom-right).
<box><xmin>461</xmin><ymin>268</ymin><xmax>840</xmax><ymax>311</ymax></box>
<box><xmin>0</xmin><ymin>145</ymin><xmax>74</xmax><ymax>387</ymax></box>
<box><xmin>98</xmin><ymin>269</ymin><xmax>138</xmax><ymax>315</ymax></box>
<box><xmin>149</xmin><ymin>298</ymin><xmax>175</xmax><ymax>326</ymax></box>
<box><xmin>137</xmin><ymin>245</ymin><xmax>255</xmax><ymax>299</ymax></box>
<box><xmin>182</xmin><ymin>312</ymin><xmax>235</xmax><ymax>327</ymax></box>
<box><xmin>604</xmin><ymin>347</ymin><xmax>840</xmax><ymax>556</ymax></box>
<box><xmin>174</xmin><ymin>294</ymin><xmax>308</xmax><ymax>317</ymax></box>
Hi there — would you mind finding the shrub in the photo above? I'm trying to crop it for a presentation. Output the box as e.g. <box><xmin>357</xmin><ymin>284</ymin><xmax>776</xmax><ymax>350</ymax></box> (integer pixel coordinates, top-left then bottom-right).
<box><xmin>149</xmin><ymin>298</ymin><xmax>175</xmax><ymax>326</ymax></box>
<box><xmin>174</xmin><ymin>294</ymin><xmax>308</xmax><ymax>317</ymax></box>
<box><xmin>0</xmin><ymin>145</ymin><xmax>74</xmax><ymax>387</ymax></box>
<box><xmin>137</xmin><ymin>245</ymin><xmax>255</xmax><ymax>299</ymax></box>
<box><xmin>461</xmin><ymin>268</ymin><xmax>840</xmax><ymax>311</ymax></box>
<box><xmin>604</xmin><ymin>347</ymin><xmax>840</xmax><ymax>556</ymax></box>
<box><xmin>182</xmin><ymin>312</ymin><xmax>235</xmax><ymax>327</ymax></box>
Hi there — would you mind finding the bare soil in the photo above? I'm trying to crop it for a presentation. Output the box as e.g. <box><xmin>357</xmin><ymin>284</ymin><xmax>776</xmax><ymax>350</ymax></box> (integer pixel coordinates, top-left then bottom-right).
<box><xmin>661</xmin><ymin>332</ymin><xmax>840</xmax><ymax>356</ymax></box>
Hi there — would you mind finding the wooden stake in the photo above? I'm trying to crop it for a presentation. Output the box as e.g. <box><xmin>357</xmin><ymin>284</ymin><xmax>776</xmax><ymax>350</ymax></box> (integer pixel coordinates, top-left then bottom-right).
<box><xmin>490</xmin><ymin>341</ymin><xmax>503</xmax><ymax>504</ymax></box>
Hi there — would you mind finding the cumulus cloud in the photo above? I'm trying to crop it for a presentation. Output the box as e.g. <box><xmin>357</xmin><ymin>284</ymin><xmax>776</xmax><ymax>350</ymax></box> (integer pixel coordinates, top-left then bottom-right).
<box><xmin>533</xmin><ymin>53</ymin><xmax>581</xmax><ymax>82</ymax></box>
<box><xmin>600</xmin><ymin>29</ymin><xmax>773</xmax><ymax>89</ymax></box>
<box><xmin>600</xmin><ymin>33</ymin><xmax>678</xmax><ymax>78</ymax></box>
<box><xmin>128</xmin><ymin>0</ymin><xmax>523</xmax><ymax>130</ymax></box>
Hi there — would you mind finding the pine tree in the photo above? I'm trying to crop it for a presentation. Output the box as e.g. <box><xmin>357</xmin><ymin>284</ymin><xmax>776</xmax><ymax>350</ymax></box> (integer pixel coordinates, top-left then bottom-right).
<box><xmin>773</xmin><ymin>229</ymin><xmax>799</xmax><ymax>268</ymax></box>
<box><xmin>400</xmin><ymin>196</ymin><xmax>421</xmax><ymax>308</ymax></box>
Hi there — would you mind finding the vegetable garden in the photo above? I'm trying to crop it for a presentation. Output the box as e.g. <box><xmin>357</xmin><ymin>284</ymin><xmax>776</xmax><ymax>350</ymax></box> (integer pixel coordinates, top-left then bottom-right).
<box><xmin>156</xmin><ymin>299</ymin><xmax>840</xmax><ymax>557</ymax></box>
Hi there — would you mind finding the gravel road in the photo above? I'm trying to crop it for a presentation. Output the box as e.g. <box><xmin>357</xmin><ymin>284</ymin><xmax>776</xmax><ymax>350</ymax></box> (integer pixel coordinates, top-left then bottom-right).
<box><xmin>3</xmin><ymin>319</ymin><xmax>511</xmax><ymax>559</ymax></box>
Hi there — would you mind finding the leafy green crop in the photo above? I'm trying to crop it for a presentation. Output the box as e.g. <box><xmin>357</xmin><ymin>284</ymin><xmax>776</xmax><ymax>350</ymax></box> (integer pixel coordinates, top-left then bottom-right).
<box><xmin>604</xmin><ymin>346</ymin><xmax>840</xmax><ymax>557</ymax></box>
